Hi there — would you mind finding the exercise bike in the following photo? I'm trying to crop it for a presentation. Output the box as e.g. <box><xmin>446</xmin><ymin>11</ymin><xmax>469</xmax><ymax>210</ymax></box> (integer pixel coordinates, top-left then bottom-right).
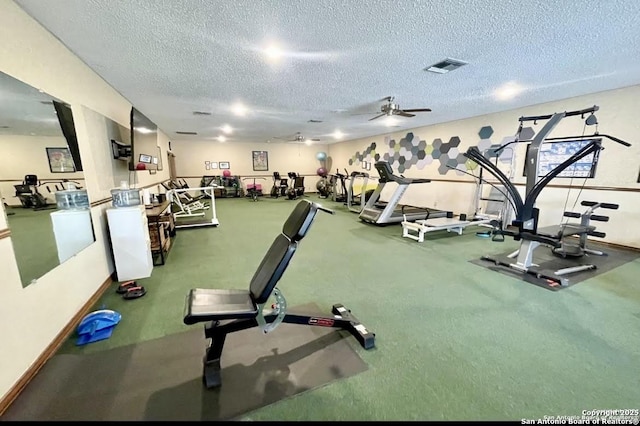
<box><xmin>243</xmin><ymin>177</ymin><xmax>267</xmax><ymax>202</ymax></box>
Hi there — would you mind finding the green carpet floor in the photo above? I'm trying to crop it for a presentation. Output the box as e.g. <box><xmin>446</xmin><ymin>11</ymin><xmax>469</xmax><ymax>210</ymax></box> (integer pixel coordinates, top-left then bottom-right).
<box><xmin>52</xmin><ymin>195</ymin><xmax>640</xmax><ymax>421</ymax></box>
<box><xmin>6</xmin><ymin>206</ymin><xmax>59</xmax><ymax>287</ymax></box>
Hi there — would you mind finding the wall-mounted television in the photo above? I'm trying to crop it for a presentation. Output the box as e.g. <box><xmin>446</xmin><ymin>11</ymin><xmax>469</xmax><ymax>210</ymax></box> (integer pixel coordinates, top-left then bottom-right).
<box><xmin>130</xmin><ymin>107</ymin><xmax>159</xmax><ymax>171</ymax></box>
<box><xmin>523</xmin><ymin>138</ymin><xmax>601</xmax><ymax>179</ymax></box>
<box><xmin>111</xmin><ymin>139</ymin><xmax>132</xmax><ymax>160</ymax></box>
<box><xmin>53</xmin><ymin>100</ymin><xmax>83</xmax><ymax>172</ymax></box>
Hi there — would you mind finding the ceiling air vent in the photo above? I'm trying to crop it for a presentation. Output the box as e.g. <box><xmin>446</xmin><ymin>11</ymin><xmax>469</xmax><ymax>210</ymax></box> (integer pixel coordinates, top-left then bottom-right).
<box><xmin>424</xmin><ymin>58</ymin><xmax>468</xmax><ymax>74</ymax></box>
<box><xmin>308</xmin><ymin>119</ymin><xmax>323</xmax><ymax>123</ymax></box>
<box><xmin>193</xmin><ymin>111</ymin><xmax>212</xmax><ymax>116</ymax></box>
<box><xmin>176</xmin><ymin>131</ymin><xmax>198</xmax><ymax>135</ymax></box>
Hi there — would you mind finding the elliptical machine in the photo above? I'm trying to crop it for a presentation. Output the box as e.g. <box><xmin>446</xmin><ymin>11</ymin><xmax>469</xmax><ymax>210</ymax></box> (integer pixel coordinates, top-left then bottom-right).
<box><xmin>286</xmin><ymin>172</ymin><xmax>305</xmax><ymax>200</ymax></box>
<box><xmin>330</xmin><ymin>169</ymin><xmax>348</xmax><ymax>203</ymax></box>
<box><xmin>347</xmin><ymin>170</ymin><xmax>372</xmax><ymax>213</ymax></box>
<box><xmin>270</xmin><ymin>172</ymin><xmax>289</xmax><ymax>198</ymax></box>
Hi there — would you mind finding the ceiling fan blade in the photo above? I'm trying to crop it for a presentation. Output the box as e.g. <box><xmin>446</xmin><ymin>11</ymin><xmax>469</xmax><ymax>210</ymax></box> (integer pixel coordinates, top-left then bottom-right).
<box><xmin>368</xmin><ymin>113</ymin><xmax>387</xmax><ymax>121</ymax></box>
<box><xmin>396</xmin><ymin>111</ymin><xmax>416</xmax><ymax>118</ymax></box>
<box><xmin>401</xmin><ymin>108</ymin><xmax>432</xmax><ymax>113</ymax></box>
<box><xmin>378</xmin><ymin>96</ymin><xmax>394</xmax><ymax>103</ymax></box>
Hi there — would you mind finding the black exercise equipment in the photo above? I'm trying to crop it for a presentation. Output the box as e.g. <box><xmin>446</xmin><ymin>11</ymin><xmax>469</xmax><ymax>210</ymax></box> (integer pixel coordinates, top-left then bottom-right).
<box><xmin>539</xmin><ymin>201</ymin><xmax>619</xmax><ymax>258</ymax></box>
<box><xmin>270</xmin><ymin>172</ymin><xmax>289</xmax><ymax>198</ymax></box>
<box><xmin>286</xmin><ymin>172</ymin><xmax>305</xmax><ymax>200</ymax></box>
<box><xmin>182</xmin><ymin>200</ymin><xmax>376</xmax><ymax>388</ymax></box>
<box><xmin>330</xmin><ymin>169</ymin><xmax>348</xmax><ymax>203</ymax></box>
<box><xmin>346</xmin><ymin>170</ymin><xmax>372</xmax><ymax>213</ymax></box>
<box><xmin>13</xmin><ymin>174</ymin><xmax>63</xmax><ymax>211</ymax></box>
<box><xmin>316</xmin><ymin>170</ymin><xmax>331</xmax><ymax>199</ymax></box>
<box><xmin>464</xmin><ymin>105</ymin><xmax>631</xmax><ymax>289</ymax></box>
<box><xmin>242</xmin><ymin>177</ymin><xmax>267</xmax><ymax>202</ymax></box>
<box><xmin>359</xmin><ymin>161</ymin><xmax>450</xmax><ymax>225</ymax></box>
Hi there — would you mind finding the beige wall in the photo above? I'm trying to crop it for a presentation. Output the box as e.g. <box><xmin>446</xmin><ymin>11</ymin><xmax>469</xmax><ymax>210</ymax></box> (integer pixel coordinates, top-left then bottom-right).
<box><xmin>0</xmin><ymin>135</ymin><xmax>85</xmax><ymax>206</ymax></box>
<box><xmin>171</xmin><ymin>139</ymin><xmax>329</xmax><ymax>191</ymax></box>
<box><xmin>0</xmin><ymin>0</ymin><xmax>170</xmax><ymax>404</ymax></box>
<box><xmin>328</xmin><ymin>85</ymin><xmax>640</xmax><ymax>248</ymax></box>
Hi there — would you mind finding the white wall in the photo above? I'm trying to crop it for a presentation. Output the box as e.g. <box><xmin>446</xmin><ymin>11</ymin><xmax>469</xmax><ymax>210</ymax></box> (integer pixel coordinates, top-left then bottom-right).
<box><xmin>0</xmin><ymin>135</ymin><xmax>85</xmax><ymax>206</ymax></box>
<box><xmin>0</xmin><ymin>0</ymin><xmax>170</xmax><ymax>404</ymax></box>
<box><xmin>329</xmin><ymin>85</ymin><xmax>640</xmax><ymax>248</ymax></box>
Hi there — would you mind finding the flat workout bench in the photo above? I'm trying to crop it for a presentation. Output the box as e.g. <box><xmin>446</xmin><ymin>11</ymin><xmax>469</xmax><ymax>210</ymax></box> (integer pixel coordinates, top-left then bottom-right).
<box><xmin>401</xmin><ymin>214</ymin><xmax>492</xmax><ymax>243</ymax></box>
<box><xmin>183</xmin><ymin>200</ymin><xmax>376</xmax><ymax>388</ymax></box>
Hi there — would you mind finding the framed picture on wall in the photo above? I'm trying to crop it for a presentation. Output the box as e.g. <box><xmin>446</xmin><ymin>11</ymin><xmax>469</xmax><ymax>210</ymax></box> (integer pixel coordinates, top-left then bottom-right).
<box><xmin>362</xmin><ymin>161</ymin><xmax>368</xmax><ymax>170</ymax></box>
<box><xmin>210</xmin><ymin>162</ymin><xmax>218</xmax><ymax>169</ymax></box>
<box><xmin>252</xmin><ymin>150</ymin><xmax>269</xmax><ymax>171</ymax></box>
<box><xmin>219</xmin><ymin>162</ymin><xmax>230</xmax><ymax>170</ymax></box>
<box><xmin>205</xmin><ymin>161</ymin><xmax>211</xmax><ymax>170</ymax></box>
<box><xmin>46</xmin><ymin>147</ymin><xmax>76</xmax><ymax>173</ymax></box>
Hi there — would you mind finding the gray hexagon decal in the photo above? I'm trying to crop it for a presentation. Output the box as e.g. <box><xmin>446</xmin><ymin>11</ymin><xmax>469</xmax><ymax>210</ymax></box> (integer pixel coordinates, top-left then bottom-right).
<box><xmin>478</xmin><ymin>126</ymin><xmax>494</xmax><ymax>139</ymax></box>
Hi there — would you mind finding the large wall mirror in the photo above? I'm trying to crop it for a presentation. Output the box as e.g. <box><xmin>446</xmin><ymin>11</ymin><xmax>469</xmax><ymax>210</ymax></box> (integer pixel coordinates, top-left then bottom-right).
<box><xmin>0</xmin><ymin>71</ymin><xmax>96</xmax><ymax>288</ymax></box>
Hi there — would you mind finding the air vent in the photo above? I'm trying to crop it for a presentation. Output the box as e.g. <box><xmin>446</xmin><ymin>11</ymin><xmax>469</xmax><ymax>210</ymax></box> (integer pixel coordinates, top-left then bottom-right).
<box><xmin>0</xmin><ymin>125</ymin><xmax>9</xmax><ymax>129</ymax></box>
<box><xmin>176</xmin><ymin>131</ymin><xmax>198</xmax><ymax>135</ymax></box>
<box><xmin>308</xmin><ymin>119</ymin><xmax>323</xmax><ymax>123</ymax></box>
<box><xmin>193</xmin><ymin>111</ymin><xmax>212</xmax><ymax>116</ymax></box>
<box><xmin>424</xmin><ymin>58</ymin><xmax>468</xmax><ymax>74</ymax></box>
<box><xmin>40</xmin><ymin>100</ymin><xmax>54</xmax><ymax>105</ymax></box>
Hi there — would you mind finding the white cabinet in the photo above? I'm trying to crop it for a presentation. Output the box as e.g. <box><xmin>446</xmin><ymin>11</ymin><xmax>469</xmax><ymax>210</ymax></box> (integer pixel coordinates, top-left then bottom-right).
<box><xmin>106</xmin><ymin>206</ymin><xmax>153</xmax><ymax>281</ymax></box>
<box><xmin>50</xmin><ymin>209</ymin><xmax>95</xmax><ymax>263</ymax></box>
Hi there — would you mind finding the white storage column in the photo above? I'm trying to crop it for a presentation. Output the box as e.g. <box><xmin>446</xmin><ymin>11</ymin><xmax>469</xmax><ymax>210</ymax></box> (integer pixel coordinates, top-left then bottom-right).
<box><xmin>106</xmin><ymin>205</ymin><xmax>153</xmax><ymax>281</ymax></box>
<box><xmin>50</xmin><ymin>209</ymin><xmax>95</xmax><ymax>263</ymax></box>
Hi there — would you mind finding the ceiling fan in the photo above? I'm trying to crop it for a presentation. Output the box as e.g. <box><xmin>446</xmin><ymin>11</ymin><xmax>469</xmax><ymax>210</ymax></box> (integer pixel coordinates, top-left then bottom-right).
<box><xmin>273</xmin><ymin>132</ymin><xmax>321</xmax><ymax>143</ymax></box>
<box><xmin>368</xmin><ymin>96</ymin><xmax>432</xmax><ymax>121</ymax></box>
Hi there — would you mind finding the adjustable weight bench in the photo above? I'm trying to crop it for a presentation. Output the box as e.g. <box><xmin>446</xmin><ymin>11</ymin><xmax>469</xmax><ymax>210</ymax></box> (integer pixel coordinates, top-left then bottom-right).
<box><xmin>183</xmin><ymin>200</ymin><xmax>376</xmax><ymax>389</ymax></box>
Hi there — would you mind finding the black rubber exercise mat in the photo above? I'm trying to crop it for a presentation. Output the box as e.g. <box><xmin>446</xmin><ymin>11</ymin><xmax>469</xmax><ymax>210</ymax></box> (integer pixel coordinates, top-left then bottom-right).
<box><xmin>2</xmin><ymin>305</ymin><xmax>369</xmax><ymax>421</ymax></box>
<box><xmin>469</xmin><ymin>240</ymin><xmax>639</xmax><ymax>290</ymax></box>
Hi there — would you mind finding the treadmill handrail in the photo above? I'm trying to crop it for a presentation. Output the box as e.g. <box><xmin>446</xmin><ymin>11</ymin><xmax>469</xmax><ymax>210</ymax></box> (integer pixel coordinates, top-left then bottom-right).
<box><xmin>374</xmin><ymin>161</ymin><xmax>431</xmax><ymax>184</ymax></box>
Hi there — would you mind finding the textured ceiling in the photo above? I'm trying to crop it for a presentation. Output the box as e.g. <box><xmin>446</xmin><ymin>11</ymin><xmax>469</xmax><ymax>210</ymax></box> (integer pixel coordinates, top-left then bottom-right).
<box><xmin>14</xmin><ymin>0</ymin><xmax>640</xmax><ymax>144</ymax></box>
<box><xmin>0</xmin><ymin>71</ymin><xmax>64</xmax><ymax>137</ymax></box>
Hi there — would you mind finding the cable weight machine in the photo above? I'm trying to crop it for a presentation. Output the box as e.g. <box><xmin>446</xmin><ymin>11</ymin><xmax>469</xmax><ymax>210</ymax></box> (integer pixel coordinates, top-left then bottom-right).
<box><xmin>464</xmin><ymin>105</ymin><xmax>631</xmax><ymax>289</ymax></box>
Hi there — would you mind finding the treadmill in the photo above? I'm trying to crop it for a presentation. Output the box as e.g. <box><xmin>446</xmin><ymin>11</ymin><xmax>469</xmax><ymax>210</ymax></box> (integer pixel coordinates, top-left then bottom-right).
<box><xmin>359</xmin><ymin>161</ymin><xmax>450</xmax><ymax>225</ymax></box>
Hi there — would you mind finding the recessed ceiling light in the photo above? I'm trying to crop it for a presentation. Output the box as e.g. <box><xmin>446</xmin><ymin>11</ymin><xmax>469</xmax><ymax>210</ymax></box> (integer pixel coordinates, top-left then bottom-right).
<box><xmin>232</xmin><ymin>103</ymin><xmax>247</xmax><ymax>117</ymax></box>
<box><xmin>217</xmin><ymin>135</ymin><xmax>227</xmax><ymax>142</ymax></box>
<box><xmin>493</xmin><ymin>81</ymin><xmax>525</xmax><ymax>101</ymax></box>
<box><xmin>304</xmin><ymin>139</ymin><xmax>313</xmax><ymax>146</ymax></box>
<box><xmin>332</xmin><ymin>130</ymin><xmax>344</xmax><ymax>139</ymax></box>
<box><xmin>264</xmin><ymin>43</ymin><xmax>284</xmax><ymax>62</ymax></box>
<box><xmin>221</xmin><ymin>124</ymin><xmax>233</xmax><ymax>134</ymax></box>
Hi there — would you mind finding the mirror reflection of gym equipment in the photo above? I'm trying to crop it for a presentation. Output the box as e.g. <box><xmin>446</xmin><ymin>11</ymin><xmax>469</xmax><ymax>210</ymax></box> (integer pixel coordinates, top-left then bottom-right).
<box><xmin>465</xmin><ymin>105</ymin><xmax>632</xmax><ymax>289</ymax></box>
<box><xmin>359</xmin><ymin>160</ymin><xmax>450</xmax><ymax>225</ymax></box>
<box><xmin>0</xmin><ymin>71</ymin><xmax>96</xmax><ymax>288</ymax></box>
